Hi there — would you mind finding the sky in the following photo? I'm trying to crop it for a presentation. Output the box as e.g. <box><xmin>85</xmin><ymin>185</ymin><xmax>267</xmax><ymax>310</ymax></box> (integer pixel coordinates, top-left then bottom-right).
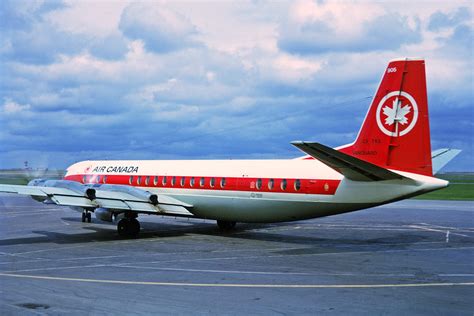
<box><xmin>0</xmin><ymin>0</ymin><xmax>472</xmax><ymax>171</ymax></box>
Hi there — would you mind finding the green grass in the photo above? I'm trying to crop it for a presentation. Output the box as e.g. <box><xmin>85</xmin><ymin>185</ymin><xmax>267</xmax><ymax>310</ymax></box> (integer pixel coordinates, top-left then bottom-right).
<box><xmin>436</xmin><ymin>173</ymin><xmax>474</xmax><ymax>183</ymax></box>
<box><xmin>414</xmin><ymin>183</ymin><xmax>474</xmax><ymax>201</ymax></box>
<box><xmin>0</xmin><ymin>178</ymin><xmax>29</xmax><ymax>185</ymax></box>
<box><xmin>413</xmin><ymin>173</ymin><xmax>474</xmax><ymax>201</ymax></box>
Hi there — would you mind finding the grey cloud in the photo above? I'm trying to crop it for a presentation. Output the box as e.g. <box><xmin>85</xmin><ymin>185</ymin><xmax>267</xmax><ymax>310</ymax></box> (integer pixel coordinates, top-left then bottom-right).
<box><xmin>89</xmin><ymin>33</ymin><xmax>129</xmax><ymax>61</ymax></box>
<box><xmin>278</xmin><ymin>13</ymin><xmax>421</xmax><ymax>55</ymax></box>
<box><xmin>119</xmin><ymin>3</ymin><xmax>199</xmax><ymax>53</ymax></box>
<box><xmin>0</xmin><ymin>2</ymin><xmax>472</xmax><ymax>171</ymax></box>
<box><xmin>428</xmin><ymin>7</ymin><xmax>471</xmax><ymax>31</ymax></box>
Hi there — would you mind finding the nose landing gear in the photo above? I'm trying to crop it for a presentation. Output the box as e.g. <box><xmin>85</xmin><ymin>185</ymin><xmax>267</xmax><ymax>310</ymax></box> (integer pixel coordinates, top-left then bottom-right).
<box><xmin>81</xmin><ymin>210</ymin><xmax>92</xmax><ymax>223</ymax></box>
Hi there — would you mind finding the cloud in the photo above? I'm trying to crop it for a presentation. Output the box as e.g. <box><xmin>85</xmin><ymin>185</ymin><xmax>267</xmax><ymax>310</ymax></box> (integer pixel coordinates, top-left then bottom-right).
<box><xmin>2</xmin><ymin>98</ymin><xmax>31</xmax><ymax>114</ymax></box>
<box><xmin>0</xmin><ymin>0</ymin><xmax>66</xmax><ymax>31</ymax></box>
<box><xmin>428</xmin><ymin>6</ymin><xmax>471</xmax><ymax>31</ymax></box>
<box><xmin>0</xmin><ymin>0</ymin><xmax>472</xmax><ymax>171</ymax></box>
<box><xmin>119</xmin><ymin>3</ymin><xmax>199</xmax><ymax>53</ymax></box>
<box><xmin>278</xmin><ymin>1</ymin><xmax>421</xmax><ymax>54</ymax></box>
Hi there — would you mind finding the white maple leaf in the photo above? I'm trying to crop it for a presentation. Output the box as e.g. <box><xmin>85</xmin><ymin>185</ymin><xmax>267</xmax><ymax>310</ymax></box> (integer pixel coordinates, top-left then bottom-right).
<box><xmin>382</xmin><ymin>97</ymin><xmax>411</xmax><ymax>126</ymax></box>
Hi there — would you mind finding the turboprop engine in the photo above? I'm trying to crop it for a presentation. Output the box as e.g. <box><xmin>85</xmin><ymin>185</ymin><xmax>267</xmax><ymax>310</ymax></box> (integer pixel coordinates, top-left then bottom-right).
<box><xmin>28</xmin><ymin>179</ymin><xmax>96</xmax><ymax>201</ymax></box>
<box><xmin>91</xmin><ymin>184</ymin><xmax>158</xmax><ymax>205</ymax></box>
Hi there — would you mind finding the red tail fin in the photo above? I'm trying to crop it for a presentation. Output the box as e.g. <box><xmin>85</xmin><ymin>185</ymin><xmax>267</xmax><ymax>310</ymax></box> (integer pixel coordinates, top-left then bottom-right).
<box><xmin>339</xmin><ymin>58</ymin><xmax>433</xmax><ymax>176</ymax></box>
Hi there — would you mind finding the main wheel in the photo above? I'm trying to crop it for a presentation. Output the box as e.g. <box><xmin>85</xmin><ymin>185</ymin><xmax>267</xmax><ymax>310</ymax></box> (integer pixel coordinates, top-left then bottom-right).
<box><xmin>217</xmin><ymin>220</ymin><xmax>236</xmax><ymax>231</ymax></box>
<box><xmin>81</xmin><ymin>212</ymin><xmax>86</xmax><ymax>223</ymax></box>
<box><xmin>86</xmin><ymin>212</ymin><xmax>92</xmax><ymax>223</ymax></box>
<box><xmin>129</xmin><ymin>218</ymin><xmax>140</xmax><ymax>236</ymax></box>
<box><xmin>117</xmin><ymin>218</ymin><xmax>141</xmax><ymax>238</ymax></box>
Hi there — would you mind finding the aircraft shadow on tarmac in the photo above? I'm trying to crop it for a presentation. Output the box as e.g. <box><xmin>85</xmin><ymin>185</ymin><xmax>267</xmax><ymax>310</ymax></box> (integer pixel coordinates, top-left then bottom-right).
<box><xmin>0</xmin><ymin>215</ymin><xmax>432</xmax><ymax>249</ymax></box>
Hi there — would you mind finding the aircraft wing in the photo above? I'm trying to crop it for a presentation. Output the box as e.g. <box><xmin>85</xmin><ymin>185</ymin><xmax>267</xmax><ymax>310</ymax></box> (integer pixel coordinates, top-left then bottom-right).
<box><xmin>292</xmin><ymin>141</ymin><xmax>405</xmax><ymax>181</ymax></box>
<box><xmin>0</xmin><ymin>184</ymin><xmax>194</xmax><ymax>217</ymax></box>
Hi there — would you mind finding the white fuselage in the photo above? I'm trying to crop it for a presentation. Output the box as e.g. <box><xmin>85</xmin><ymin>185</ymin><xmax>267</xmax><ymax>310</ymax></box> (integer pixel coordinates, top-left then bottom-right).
<box><xmin>64</xmin><ymin>159</ymin><xmax>447</xmax><ymax>222</ymax></box>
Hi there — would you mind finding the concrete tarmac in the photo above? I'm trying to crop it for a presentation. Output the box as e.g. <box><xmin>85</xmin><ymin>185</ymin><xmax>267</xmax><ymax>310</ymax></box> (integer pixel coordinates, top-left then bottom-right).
<box><xmin>0</xmin><ymin>194</ymin><xmax>473</xmax><ymax>315</ymax></box>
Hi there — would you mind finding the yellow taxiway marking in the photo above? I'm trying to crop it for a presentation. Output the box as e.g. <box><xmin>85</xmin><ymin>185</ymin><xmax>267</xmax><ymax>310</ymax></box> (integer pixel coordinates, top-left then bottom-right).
<box><xmin>0</xmin><ymin>273</ymin><xmax>473</xmax><ymax>288</ymax></box>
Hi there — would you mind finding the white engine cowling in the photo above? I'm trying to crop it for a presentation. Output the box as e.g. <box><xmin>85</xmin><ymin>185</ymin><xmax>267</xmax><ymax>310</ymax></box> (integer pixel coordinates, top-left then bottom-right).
<box><xmin>94</xmin><ymin>208</ymin><xmax>114</xmax><ymax>222</ymax></box>
<box><xmin>28</xmin><ymin>179</ymin><xmax>96</xmax><ymax>201</ymax></box>
<box><xmin>92</xmin><ymin>184</ymin><xmax>158</xmax><ymax>205</ymax></box>
<box><xmin>28</xmin><ymin>179</ymin><xmax>96</xmax><ymax>200</ymax></box>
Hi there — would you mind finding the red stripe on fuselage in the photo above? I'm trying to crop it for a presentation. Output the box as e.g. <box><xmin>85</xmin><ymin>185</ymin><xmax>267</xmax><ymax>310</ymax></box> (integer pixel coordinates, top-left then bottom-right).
<box><xmin>64</xmin><ymin>174</ymin><xmax>340</xmax><ymax>195</ymax></box>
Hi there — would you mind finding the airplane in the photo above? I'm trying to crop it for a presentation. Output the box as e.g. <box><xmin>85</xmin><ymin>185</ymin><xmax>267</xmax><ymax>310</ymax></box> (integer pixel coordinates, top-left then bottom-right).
<box><xmin>431</xmin><ymin>148</ymin><xmax>462</xmax><ymax>174</ymax></box>
<box><xmin>0</xmin><ymin>58</ymin><xmax>458</xmax><ymax>237</ymax></box>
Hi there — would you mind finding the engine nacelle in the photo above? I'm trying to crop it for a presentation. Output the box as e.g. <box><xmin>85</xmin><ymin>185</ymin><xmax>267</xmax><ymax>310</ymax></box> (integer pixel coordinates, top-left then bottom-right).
<box><xmin>94</xmin><ymin>208</ymin><xmax>114</xmax><ymax>222</ymax></box>
<box><xmin>27</xmin><ymin>179</ymin><xmax>49</xmax><ymax>202</ymax></box>
<box><xmin>93</xmin><ymin>184</ymin><xmax>158</xmax><ymax>205</ymax></box>
<box><xmin>29</xmin><ymin>179</ymin><xmax>96</xmax><ymax>200</ymax></box>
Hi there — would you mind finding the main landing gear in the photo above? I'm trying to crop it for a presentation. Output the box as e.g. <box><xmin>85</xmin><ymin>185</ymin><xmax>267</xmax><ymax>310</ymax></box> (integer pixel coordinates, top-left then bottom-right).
<box><xmin>217</xmin><ymin>220</ymin><xmax>236</xmax><ymax>231</ymax></box>
<box><xmin>81</xmin><ymin>210</ymin><xmax>92</xmax><ymax>223</ymax></box>
<box><xmin>117</xmin><ymin>213</ymin><xmax>140</xmax><ymax>238</ymax></box>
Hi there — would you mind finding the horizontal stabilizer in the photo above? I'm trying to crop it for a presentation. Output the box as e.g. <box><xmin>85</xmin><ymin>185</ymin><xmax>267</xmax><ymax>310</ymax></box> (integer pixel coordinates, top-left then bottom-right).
<box><xmin>431</xmin><ymin>148</ymin><xmax>461</xmax><ymax>174</ymax></box>
<box><xmin>292</xmin><ymin>141</ymin><xmax>405</xmax><ymax>181</ymax></box>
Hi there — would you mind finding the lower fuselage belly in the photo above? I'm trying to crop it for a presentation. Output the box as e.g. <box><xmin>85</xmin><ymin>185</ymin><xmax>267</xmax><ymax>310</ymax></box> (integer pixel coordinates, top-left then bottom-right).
<box><xmin>147</xmin><ymin>188</ymin><xmax>375</xmax><ymax>222</ymax></box>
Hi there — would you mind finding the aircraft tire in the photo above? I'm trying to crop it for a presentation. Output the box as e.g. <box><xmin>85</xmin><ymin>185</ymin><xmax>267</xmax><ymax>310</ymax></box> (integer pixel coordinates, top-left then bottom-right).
<box><xmin>81</xmin><ymin>212</ymin><xmax>86</xmax><ymax>223</ymax></box>
<box><xmin>86</xmin><ymin>212</ymin><xmax>92</xmax><ymax>223</ymax></box>
<box><xmin>117</xmin><ymin>218</ymin><xmax>140</xmax><ymax>238</ymax></box>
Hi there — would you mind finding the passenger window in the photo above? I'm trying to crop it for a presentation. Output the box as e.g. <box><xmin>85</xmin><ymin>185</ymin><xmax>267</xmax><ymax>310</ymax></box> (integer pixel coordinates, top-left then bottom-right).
<box><xmin>145</xmin><ymin>176</ymin><xmax>150</xmax><ymax>186</ymax></box>
<box><xmin>190</xmin><ymin>177</ymin><xmax>195</xmax><ymax>187</ymax></box>
<box><xmin>103</xmin><ymin>176</ymin><xmax>107</xmax><ymax>184</ymax></box>
<box><xmin>153</xmin><ymin>176</ymin><xmax>158</xmax><ymax>186</ymax></box>
<box><xmin>137</xmin><ymin>176</ymin><xmax>141</xmax><ymax>185</ymax></box>
<box><xmin>129</xmin><ymin>176</ymin><xmax>133</xmax><ymax>185</ymax></box>
<box><xmin>83</xmin><ymin>175</ymin><xmax>86</xmax><ymax>183</ymax></box>
<box><xmin>256</xmin><ymin>178</ymin><xmax>262</xmax><ymax>190</ymax></box>
<box><xmin>268</xmin><ymin>179</ymin><xmax>274</xmax><ymax>190</ymax></box>
<box><xmin>96</xmin><ymin>175</ymin><xmax>101</xmax><ymax>183</ymax></box>
<box><xmin>294</xmin><ymin>179</ymin><xmax>301</xmax><ymax>191</ymax></box>
<box><xmin>210</xmin><ymin>178</ymin><xmax>216</xmax><ymax>188</ymax></box>
<box><xmin>220</xmin><ymin>178</ymin><xmax>226</xmax><ymax>188</ymax></box>
<box><xmin>162</xmin><ymin>176</ymin><xmax>167</xmax><ymax>186</ymax></box>
<box><xmin>281</xmin><ymin>179</ymin><xmax>287</xmax><ymax>190</ymax></box>
<box><xmin>171</xmin><ymin>176</ymin><xmax>176</xmax><ymax>186</ymax></box>
<box><xmin>200</xmin><ymin>177</ymin><xmax>205</xmax><ymax>187</ymax></box>
<box><xmin>180</xmin><ymin>177</ymin><xmax>185</xmax><ymax>187</ymax></box>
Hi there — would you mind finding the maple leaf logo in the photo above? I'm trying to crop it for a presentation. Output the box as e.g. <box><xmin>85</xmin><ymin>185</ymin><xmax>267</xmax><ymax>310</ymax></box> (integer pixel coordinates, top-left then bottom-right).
<box><xmin>382</xmin><ymin>97</ymin><xmax>411</xmax><ymax>126</ymax></box>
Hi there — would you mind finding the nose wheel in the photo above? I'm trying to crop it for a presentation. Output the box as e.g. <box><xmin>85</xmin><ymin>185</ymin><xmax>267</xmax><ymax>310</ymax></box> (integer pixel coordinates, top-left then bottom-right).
<box><xmin>117</xmin><ymin>218</ymin><xmax>140</xmax><ymax>238</ymax></box>
<box><xmin>81</xmin><ymin>210</ymin><xmax>92</xmax><ymax>223</ymax></box>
